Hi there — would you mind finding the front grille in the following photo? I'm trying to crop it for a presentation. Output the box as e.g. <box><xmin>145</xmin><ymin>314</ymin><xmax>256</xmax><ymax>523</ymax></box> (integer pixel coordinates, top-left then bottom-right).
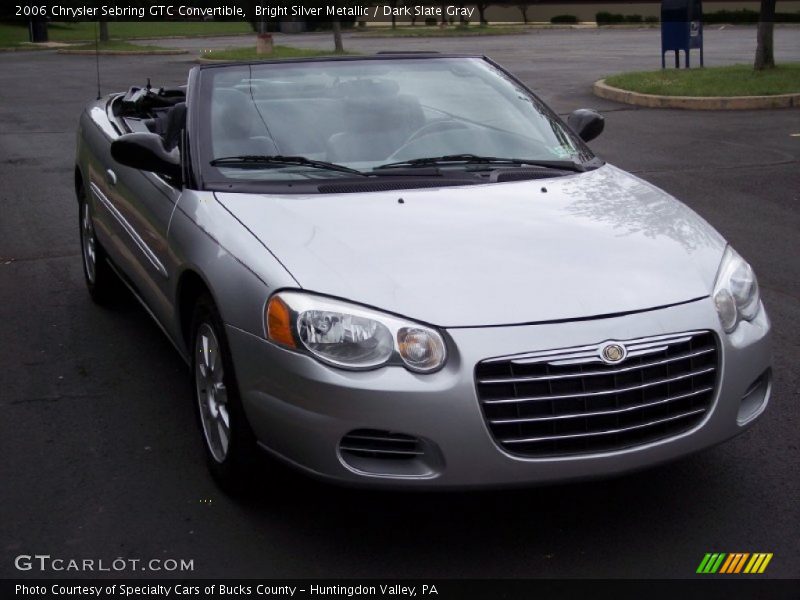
<box><xmin>339</xmin><ymin>429</ymin><xmax>424</xmax><ymax>460</ymax></box>
<box><xmin>475</xmin><ymin>331</ymin><xmax>719</xmax><ymax>457</ymax></box>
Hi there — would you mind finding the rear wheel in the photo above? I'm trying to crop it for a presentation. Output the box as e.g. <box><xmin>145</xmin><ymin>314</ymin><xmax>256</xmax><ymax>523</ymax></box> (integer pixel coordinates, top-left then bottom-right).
<box><xmin>191</xmin><ymin>293</ymin><xmax>259</xmax><ymax>492</ymax></box>
<box><xmin>78</xmin><ymin>186</ymin><xmax>119</xmax><ymax>305</ymax></box>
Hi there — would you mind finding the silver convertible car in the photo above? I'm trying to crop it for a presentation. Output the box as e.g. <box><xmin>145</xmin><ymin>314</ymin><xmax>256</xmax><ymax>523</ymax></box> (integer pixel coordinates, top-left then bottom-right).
<box><xmin>75</xmin><ymin>54</ymin><xmax>771</xmax><ymax>490</ymax></box>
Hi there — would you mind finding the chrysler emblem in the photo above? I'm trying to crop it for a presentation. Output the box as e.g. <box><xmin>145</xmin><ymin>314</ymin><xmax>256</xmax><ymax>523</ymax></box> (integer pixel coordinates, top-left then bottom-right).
<box><xmin>600</xmin><ymin>342</ymin><xmax>627</xmax><ymax>364</ymax></box>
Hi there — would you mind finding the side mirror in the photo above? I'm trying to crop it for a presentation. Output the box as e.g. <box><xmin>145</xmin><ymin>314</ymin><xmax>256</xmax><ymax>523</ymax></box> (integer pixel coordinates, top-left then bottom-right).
<box><xmin>110</xmin><ymin>132</ymin><xmax>181</xmax><ymax>181</ymax></box>
<box><xmin>567</xmin><ymin>109</ymin><xmax>605</xmax><ymax>143</ymax></box>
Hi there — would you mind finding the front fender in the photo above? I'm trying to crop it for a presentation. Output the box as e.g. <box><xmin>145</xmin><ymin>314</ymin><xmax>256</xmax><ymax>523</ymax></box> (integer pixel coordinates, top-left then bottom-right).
<box><xmin>166</xmin><ymin>190</ymin><xmax>299</xmax><ymax>353</ymax></box>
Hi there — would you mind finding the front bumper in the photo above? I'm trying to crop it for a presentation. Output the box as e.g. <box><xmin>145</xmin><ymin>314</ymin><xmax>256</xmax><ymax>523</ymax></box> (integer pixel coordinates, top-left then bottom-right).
<box><xmin>226</xmin><ymin>297</ymin><xmax>771</xmax><ymax>489</ymax></box>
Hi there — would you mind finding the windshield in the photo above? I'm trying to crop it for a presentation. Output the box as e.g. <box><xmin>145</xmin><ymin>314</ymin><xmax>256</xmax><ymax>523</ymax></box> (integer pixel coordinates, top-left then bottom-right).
<box><xmin>196</xmin><ymin>57</ymin><xmax>595</xmax><ymax>184</ymax></box>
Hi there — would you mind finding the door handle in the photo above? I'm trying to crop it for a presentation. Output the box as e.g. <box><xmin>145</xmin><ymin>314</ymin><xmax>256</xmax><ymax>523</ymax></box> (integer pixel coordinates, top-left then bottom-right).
<box><xmin>105</xmin><ymin>169</ymin><xmax>117</xmax><ymax>186</ymax></box>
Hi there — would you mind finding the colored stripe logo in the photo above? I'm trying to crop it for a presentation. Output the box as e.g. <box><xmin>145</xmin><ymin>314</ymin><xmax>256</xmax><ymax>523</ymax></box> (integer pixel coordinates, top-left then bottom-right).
<box><xmin>697</xmin><ymin>552</ymin><xmax>773</xmax><ymax>574</ymax></box>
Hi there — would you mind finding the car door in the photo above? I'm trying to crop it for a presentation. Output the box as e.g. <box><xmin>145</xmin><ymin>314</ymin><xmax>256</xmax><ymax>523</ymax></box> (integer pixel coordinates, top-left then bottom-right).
<box><xmin>103</xmin><ymin>160</ymin><xmax>180</xmax><ymax>320</ymax></box>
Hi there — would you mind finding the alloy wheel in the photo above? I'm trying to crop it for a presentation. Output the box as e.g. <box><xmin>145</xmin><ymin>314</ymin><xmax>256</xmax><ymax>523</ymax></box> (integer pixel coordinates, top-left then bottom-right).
<box><xmin>81</xmin><ymin>201</ymin><xmax>97</xmax><ymax>284</ymax></box>
<box><xmin>195</xmin><ymin>323</ymin><xmax>231</xmax><ymax>463</ymax></box>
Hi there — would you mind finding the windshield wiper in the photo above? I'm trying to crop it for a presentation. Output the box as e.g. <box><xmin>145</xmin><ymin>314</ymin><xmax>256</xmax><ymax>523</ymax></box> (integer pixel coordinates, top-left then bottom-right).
<box><xmin>210</xmin><ymin>155</ymin><xmax>365</xmax><ymax>176</ymax></box>
<box><xmin>374</xmin><ymin>154</ymin><xmax>585</xmax><ymax>172</ymax></box>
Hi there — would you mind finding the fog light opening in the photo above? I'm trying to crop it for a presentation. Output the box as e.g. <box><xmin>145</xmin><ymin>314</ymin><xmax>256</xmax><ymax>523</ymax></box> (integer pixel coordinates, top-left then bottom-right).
<box><xmin>337</xmin><ymin>429</ymin><xmax>442</xmax><ymax>478</ymax></box>
<box><xmin>737</xmin><ymin>369</ymin><xmax>771</xmax><ymax>426</ymax></box>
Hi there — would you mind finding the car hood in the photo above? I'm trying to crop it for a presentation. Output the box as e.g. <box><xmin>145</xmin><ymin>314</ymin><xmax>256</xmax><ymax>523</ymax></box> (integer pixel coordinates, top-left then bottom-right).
<box><xmin>215</xmin><ymin>165</ymin><xmax>726</xmax><ymax>327</ymax></box>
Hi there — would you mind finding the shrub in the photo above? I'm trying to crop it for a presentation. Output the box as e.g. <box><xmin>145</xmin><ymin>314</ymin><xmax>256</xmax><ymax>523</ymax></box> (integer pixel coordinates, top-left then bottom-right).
<box><xmin>703</xmin><ymin>9</ymin><xmax>800</xmax><ymax>24</ymax></box>
<box><xmin>775</xmin><ymin>12</ymin><xmax>800</xmax><ymax>22</ymax></box>
<box><xmin>702</xmin><ymin>9</ymin><xmax>759</xmax><ymax>24</ymax></box>
<box><xmin>596</xmin><ymin>12</ymin><xmax>625</xmax><ymax>24</ymax></box>
<box><xmin>550</xmin><ymin>14</ymin><xmax>579</xmax><ymax>24</ymax></box>
<box><xmin>597</xmin><ymin>12</ymin><xmax>664</xmax><ymax>25</ymax></box>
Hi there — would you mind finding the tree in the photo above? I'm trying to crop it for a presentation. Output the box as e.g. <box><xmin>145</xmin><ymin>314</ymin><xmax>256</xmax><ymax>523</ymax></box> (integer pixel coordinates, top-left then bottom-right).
<box><xmin>332</xmin><ymin>18</ymin><xmax>344</xmax><ymax>53</ymax></box>
<box><xmin>327</xmin><ymin>0</ymin><xmax>373</xmax><ymax>51</ymax></box>
<box><xmin>406</xmin><ymin>0</ymin><xmax>420</xmax><ymax>25</ymax></box>
<box><xmin>458</xmin><ymin>3</ymin><xmax>468</xmax><ymax>24</ymax></box>
<box><xmin>516</xmin><ymin>2</ymin><xmax>530</xmax><ymax>24</ymax></box>
<box><xmin>754</xmin><ymin>0</ymin><xmax>776</xmax><ymax>70</ymax></box>
<box><xmin>476</xmin><ymin>3</ymin><xmax>491</xmax><ymax>25</ymax></box>
<box><xmin>99</xmin><ymin>21</ymin><xmax>109</xmax><ymax>42</ymax></box>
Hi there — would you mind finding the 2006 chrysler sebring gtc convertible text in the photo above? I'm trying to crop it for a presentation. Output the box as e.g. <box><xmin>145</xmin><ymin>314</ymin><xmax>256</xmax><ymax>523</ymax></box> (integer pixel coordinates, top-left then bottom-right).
<box><xmin>75</xmin><ymin>55</ymin><xmax>771</xmax><ymax>489</ymax></box>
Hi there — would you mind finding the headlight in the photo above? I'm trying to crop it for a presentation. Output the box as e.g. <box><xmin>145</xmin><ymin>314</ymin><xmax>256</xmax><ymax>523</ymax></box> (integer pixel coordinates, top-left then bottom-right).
<box><xmin>265</xmin><ymin>291</ymin><xmax>447</xmax><ymax>372</ymax></box>
<box><xmin>713</xmin><ymin>247</ymin><xmax>760</xmax><ymax>333</ymax></box>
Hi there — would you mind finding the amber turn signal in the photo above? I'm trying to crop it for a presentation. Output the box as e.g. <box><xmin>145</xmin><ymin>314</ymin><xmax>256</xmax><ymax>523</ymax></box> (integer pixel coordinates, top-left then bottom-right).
<box><xmin>266</xmin><ymin>296</ymin><xmax>296</xmax><ymax>348</ymax></box>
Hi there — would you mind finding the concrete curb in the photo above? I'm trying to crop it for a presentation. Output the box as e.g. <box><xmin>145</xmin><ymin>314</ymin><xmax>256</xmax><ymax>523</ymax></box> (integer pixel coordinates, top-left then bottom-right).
<box><xmin>196</xmin><ymin>56</ymin><xmax>306</xmax><ymax>64</ymax></box>
<box><xmin>196</xmin><ymin>54</ymin><xmax>346</xmax><ymax>64</ymax></box>
<box><xmin>593</xmin><ymin>79</ymin><xmax>800</xmax><ymax>110</ymax></box>
<box><xmin>116</xmin><ymin>33</ymin><xmax>253</xmax><ymax>41</ymax></box>
<box><xmin>354</xmin><ymin>29</ymin><xmax>532</xmax><ymax>38</ymax></box>
<box><xmin>0</xmin><ymin>46</ymin><xmax>52</xmax><ymax>53</ymax></box>
<box><xmin>1</xmin><ymin>33</ymin><xmax>253</xmax><ymax>53</ymax></box>
<box><xmin>57</xmin><ymin>48</ymin><xmax>189</xmax><ymax>56</ymax></box>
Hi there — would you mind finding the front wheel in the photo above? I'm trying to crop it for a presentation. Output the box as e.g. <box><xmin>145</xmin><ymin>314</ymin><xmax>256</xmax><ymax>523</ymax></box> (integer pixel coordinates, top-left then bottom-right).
<box><xmin>78</xmin><ymin>187</ymin><xmax>119</xmax><ymax>305</ymax></box>
<box><xmin>191</xmin><ymin>293</ymin><xmax>259</xmax><ymax>492</ymax></box>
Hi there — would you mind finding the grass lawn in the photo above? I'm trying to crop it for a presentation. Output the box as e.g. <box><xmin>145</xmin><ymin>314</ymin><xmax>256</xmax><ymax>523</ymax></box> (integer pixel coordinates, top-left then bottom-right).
<box><xmin>59</xmin><ymin>41</ymin><xmax>180</xmax><ymax>53</ymax></box>
<box><xmin>0</xmin><ymin>21</ymin><xmax>252</xmax><ymax>48</ymax></box>
<box><xmin>355</xmin><ymin>24</ymin><xmax>528</xmax><ymax>37</ymax></box>
<box><xmin>201</xmin><ymin>46</ymin><xmax>351</xmax><ymax>61</ymax></box>
<box><xmin>605</xmin><ymin>63</ymin><xmax>800</xmax><ymax>96</ymax></box>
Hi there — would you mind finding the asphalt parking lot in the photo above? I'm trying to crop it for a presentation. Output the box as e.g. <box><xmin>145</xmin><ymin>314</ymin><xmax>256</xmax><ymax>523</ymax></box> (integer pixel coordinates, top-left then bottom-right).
<box><xmin>1</xmin><ymin>28</ymin><xmax>798</xmax><ymax>579</ymax></box>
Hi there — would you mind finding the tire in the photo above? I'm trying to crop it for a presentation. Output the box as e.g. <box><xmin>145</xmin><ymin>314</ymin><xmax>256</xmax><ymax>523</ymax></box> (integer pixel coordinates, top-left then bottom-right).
<box><xmin>191</xmin><ymin>293</ymin><xmax>259</xmax><ymax>492</ymax></box>
<box><xmin>78</xmin><ymin>186</ymin><xmax>119</xmax><ymax>305</ymax></box>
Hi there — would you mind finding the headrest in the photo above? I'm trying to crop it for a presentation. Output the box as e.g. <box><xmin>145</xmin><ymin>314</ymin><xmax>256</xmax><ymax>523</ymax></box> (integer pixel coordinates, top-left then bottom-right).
<box><xmin>334</xmin><ymin>78</ymin><xmax>401</xmax><ymax>99</ymax></box>
<box><xmin>211</xmin><ymin>89</ymin><xmax>263</xmax><ymax>138</ymax></box>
